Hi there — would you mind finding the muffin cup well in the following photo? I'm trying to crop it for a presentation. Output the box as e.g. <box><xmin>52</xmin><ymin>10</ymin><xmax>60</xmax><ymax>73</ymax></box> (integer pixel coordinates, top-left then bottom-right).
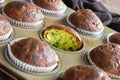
<box><xmin>66</xmin><ymin>14</ymin><xmax>104</xmax><ymax>38</ymax></box>
<box><xmin>39</xmin><ymin>26</ymin><xmax>85</xmax><ymax>54</ymax></box>
<box><xmin>0</xmin><ymin>28</ymin><xmax>13</xmax><ymax>42</ymax></box>
<box><xmin>6</xmin><ymin>37</ymin><xmax>60</xmax><ymax>75</ymax></box>
<box><xmin>103</xmin><ymin>32</ymin><xmax>117</xmax><ymax>44</ymax></box>
<box><xmin>84</xmin><ymin>48</ymin><xmax>120</xmax><ymax>79</ymax></box>
<box><xmin>30</xmin><ymin>0</ymin><xmax>67</xmax><ymax>17</ymax></box>
<box><xmin>2</xmin><ymin>7</ymin><xmax>44</xmax><ymax>29</ymax></box>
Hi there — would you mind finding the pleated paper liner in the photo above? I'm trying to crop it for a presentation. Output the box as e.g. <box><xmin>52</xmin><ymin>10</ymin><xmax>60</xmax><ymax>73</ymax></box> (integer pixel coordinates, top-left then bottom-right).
<box><xmin>5</xmin><ymin>37</ymin><xmax>61</xmax><ymax>76</ymax></box>
<box><xmin>0</xmin><ymin>28</ymin><xmax>14</xmax><ymax>45</ymax></box>
<box><xmin>83</xmin><ymin>48</ymin><xmax>120</xmax><ymax>79</ymax></box>
<box><xmin>0</xmin><ymin>0</ymin><xmax>6</xmax><ymax>12</ymax></box>
<box><xmin>103</xmin><ymin>32</ymin><xmax>117</xmax><ymax>44</ymax></box>
<box><xmin>44</xmin><ymin>8</ymin><xmax>69</xmax><ymax>20</ymax></box>
<box><xmin>30</xmin><ymin>0</ymin><xmax>68</xmax><ymax>19</ymax></box>
<box><xmin>2</xmin><ymin>7</ymin><xmax>44</xmax><ymax>29</ymax></box>
<box><xmin>65</xmin><ymin>14</ymin><xmax>104</xmax><ymax>38</ymax></box>
<box><xmin>38</xmin><ymin>26</ymin><xmax>86</xmax><ymax>54</ymax></box>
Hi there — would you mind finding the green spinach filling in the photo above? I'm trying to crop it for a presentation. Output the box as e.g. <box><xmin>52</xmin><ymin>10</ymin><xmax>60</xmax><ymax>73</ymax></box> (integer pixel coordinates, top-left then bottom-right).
<box><xmin>44</xmin><ymin>29</ymin><xmax>79</xmax><ymax>51</ymax></box>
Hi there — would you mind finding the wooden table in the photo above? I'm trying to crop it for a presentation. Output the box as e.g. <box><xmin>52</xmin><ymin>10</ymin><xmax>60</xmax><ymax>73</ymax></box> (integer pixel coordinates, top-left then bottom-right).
<box><xmin>0</xmin><ymin>0</ymin><xmax>116</xmax><ymax>80</ymax></box>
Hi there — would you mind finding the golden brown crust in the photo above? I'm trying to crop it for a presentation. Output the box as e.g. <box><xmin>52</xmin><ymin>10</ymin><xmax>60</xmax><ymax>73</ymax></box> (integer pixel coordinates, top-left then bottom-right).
<box><xmin>11</xmin><ymin>37</ymin><xmax>58</xmax><ymax>67</ymax></box>
<box><xmin>4</xmin><ymin>1</ymin><xmax>43</xmax><ymax>22</ymax></box>
<box><xmin>33</xmin><ymin>0</ymin><xmax>60</xmax><ymax>11</ymax></box>
<box><xmin>58</xmin><ymin>65</ymin><xmax>111</xmax><ymax>80</ymax></box>
<box><xmin>109</xmin><ymin>32</ymin><xmax>120</xmax><ymax>45</ymax></box>
<box><xmin>0</xmin><ymin>14</ymin><xmax>12</xmax><ymax>36</ymax></box>
<box><xmin>90</xmin><ymin>43</ymin><xmax>120</xmax><ymax>76</ymax></box>
<box><xmin>43</xmin><ymin>24</ymin><xmax>83</xmax><ymax>49</ymax></box>
<box><xmin>69</xmin><ymin>9</ymin><xmax>103</xmax><ymax>32</ymax></box>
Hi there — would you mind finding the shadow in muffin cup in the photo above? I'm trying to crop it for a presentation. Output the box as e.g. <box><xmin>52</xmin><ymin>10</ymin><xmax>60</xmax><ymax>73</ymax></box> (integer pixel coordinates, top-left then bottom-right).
<box><xmin>103</xmin><ymin>32</ymin><xmax>117</xmax><ymax>44</ymax></box>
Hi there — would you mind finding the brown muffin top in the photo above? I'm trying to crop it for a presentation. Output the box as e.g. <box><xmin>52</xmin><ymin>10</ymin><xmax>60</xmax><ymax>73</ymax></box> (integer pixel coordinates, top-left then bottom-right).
<box><xmin>69</xmin><ymin>9</ymin><xmax>103</xmax><ymax>32</ymax></box>
<box><xmin>3</xmin><ymin>1</ymin><xmax>44</xmax><ymax>22</ymax></box>
<box><xmin>90</xmin><ymin>43</ymin><xmax>120</xmax><ymax>76</ymax></box>
<box><xmin>58</xmin><ymin>65</ymin><xmax>111</xmax><ymax>80</ymax></box>
<box><xmin>32</xmin><ymin>0</ymin><xmax>61</xmax><ymax>11</ymax></box>
<box><xmin>11</xmin><ymin>37</ymin><xmax>59</xmax><ymax>67</ymax></box>
<box><xmin>0</xmin><ymin>13</ymin><xmax>12</xmax><ymax>36</ymax></box>
<box><xmin>109</xmin><ymin>32</ymin><xmax>120</xmax><ymax>45</ymax></box>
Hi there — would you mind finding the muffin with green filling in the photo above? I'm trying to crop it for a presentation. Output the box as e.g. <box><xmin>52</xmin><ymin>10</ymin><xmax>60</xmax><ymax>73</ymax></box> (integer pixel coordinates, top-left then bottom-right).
<box><xmin>43</xmin><ymin>25</ymin><xmax>82</xmax><ymax>51</ymax></box>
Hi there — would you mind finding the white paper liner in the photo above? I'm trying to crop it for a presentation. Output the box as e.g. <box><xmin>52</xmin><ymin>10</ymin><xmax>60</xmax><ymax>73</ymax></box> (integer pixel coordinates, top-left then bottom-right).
<box><xmin>30</xmin><ymin>0</ymin><xmax>67</xmax><ymax>16</ymax></box>
<box><xmin>0</xmin><ymin>30</ymin><xmax>14</xmax><ymax>45</ymax></box>
<box><xmin>0</xmin><ymin>0</ymin><xmax>5</xmax><ymax>3</ymax></box>
<box><xmin>7</xmin><ymin>37</ymin><xmax>59</xmax><ymax>74</ymax></box>
<box><xmin>45</xmin><ymin>8</ymin><xmax>68</xmax><ymax>20</ymax></box>
<box><xmin>66</xmin><ymin>14</ymin><xmax>104</xmax><ymax>38</ymax></box>
<box><xmin>39</xmin><ymin>28</ymin><xmax>85</xmax><ymax>54</ymax></box>
<box><xmin>0</xmin><ymin>28</ymin><xmax>12</xmax><ymax>41</ymax></box>
<box><xmin>0</xmin><ymin>0</ymin><xmax>6</xmax><ymax>11</ymax></box>
<box><xmin>85</xmin><ymin>48</ymin><xmax>120</xmax><ymax>79</ymax></box>
<box><xmin>2</xmin><ymin>6</ymin><xmax>44</xmax><ymax>29</ymax></box>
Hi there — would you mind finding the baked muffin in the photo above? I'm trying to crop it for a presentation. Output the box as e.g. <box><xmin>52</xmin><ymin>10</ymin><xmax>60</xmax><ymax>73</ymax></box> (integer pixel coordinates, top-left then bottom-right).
<box><xmin>31</xmin><ymin>0</ymin><xmax>67</xmax><ymax>16</ymax></box>
<box><xmin>107</xmin><ymin>32</ymin><xmax>120</xmax><ymax>45</ymax></box>
<box><xmin>57</xmin><ymin>65</ymin><xmax>111</xmax><ymax>80</ymax></box>
<box><xmin>41</xmin><ymin>24</ymin><xmax>83</xmax><ymax>52</ymax></box>
<box><xmin>0</xmin><ymin>13</ymin><xmax>12</xmax><ymax>41</ymax></box>
<box><xmin>2</xmin><ymin>1</ymin><xmax>44</xmax><ymax>28</ymax></box>
<box><xmin>7</xmin><ymin>37</ymin><xmax>59</xmax><ymax>73</ymax></box>
<box><xmin>89</xmin><ymin>43</ymin><xmax>120</xmax><ymax>78</ymax></box>
<box><xmin>66</xmin><ymin>9</ymin><xmax>104</xmax><ymax>37</ymax></box>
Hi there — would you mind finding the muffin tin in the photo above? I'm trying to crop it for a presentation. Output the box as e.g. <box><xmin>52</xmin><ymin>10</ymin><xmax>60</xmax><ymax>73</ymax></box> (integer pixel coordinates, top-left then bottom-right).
<box><xmin>0</xmin><ymin>0</ymin><xmax>117</xmax><ymax>80</ymax></box>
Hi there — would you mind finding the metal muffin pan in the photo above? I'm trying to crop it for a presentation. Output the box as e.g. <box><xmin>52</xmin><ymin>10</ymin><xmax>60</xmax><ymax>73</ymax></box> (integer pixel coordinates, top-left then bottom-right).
<box><xmin>0</xmin><ymin>0</ymin><xmax>117</xmax><ymax>79</ymax></box>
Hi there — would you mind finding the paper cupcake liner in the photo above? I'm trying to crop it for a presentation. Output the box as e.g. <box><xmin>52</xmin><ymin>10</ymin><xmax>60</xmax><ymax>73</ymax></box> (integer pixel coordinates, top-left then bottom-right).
<box><xmin>0</xmin><ymin>28</ymin><xmax>13</xmax><ymax>41</ymax></box>
<box><xmin>0</xmin><ymin>31</ymin><xmax>14</xmax><ymax>45</ymax></box>
<box><xmin>30</xmin><ymin>0</ymin><xmax>67</xmax><ymax>16</ymax></box>
<box><xmin>66</xmin><ymin>14</ymin><xmax>104</xmax><ymax>38</ymax></box>
<box><xmin>45</xmin><ymin>8</ymin><xmax>68</xmax><ymax>20</ymax></box>
<box><xmin>84</xmin><ymin>48</ymin><xmax>120</xmax><ymax>79</ymax></box>
<box><xmin>6</xmin><ymin>37</ymin><xmax>60</xmax><ymax>74</ymax></box>
<box><xmin>2</xmin><ymin>7</ymin><xmax>44</xmax><ymax>29</ymax></box>
<box><xmin>0</xmin><ymin>0</ymin><xmax>6</xmax><ymax>11</ymax></box>
<box><xmin>103</xmin><ymin>32</ymin><xmax>117</xmax><ymax>44</ymax></box>
<box><xmin>39</xmin><ymin>28</ymin><xmax>85</xmax><ymax>54</ymax></box>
